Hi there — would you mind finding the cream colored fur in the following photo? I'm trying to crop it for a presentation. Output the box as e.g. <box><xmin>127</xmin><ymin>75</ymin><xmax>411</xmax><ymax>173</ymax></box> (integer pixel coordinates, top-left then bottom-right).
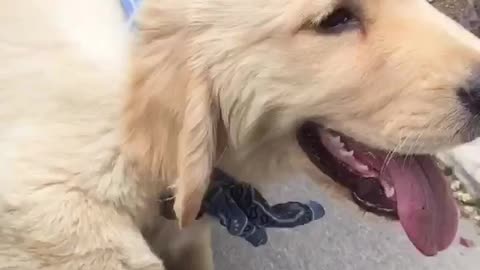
<box><xmin>1</xmin><ymin>0</ymin><xmax>480</xmax><ymax>269</ymax></box>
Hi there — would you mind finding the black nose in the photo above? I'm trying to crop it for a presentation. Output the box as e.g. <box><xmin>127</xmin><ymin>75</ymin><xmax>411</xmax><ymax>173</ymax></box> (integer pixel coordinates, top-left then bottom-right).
<box><xmin>458</xmin><ymin>86</ymin><xmax>480</xmax><ymax>115</ymax></box>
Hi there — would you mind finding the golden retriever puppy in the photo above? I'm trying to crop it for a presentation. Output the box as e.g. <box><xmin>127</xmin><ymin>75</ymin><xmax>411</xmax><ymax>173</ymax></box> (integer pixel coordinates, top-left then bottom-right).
<box><xmin>1</xmin><ymin>0</ymin><xmax>480</xmax><ymax>270</ymax></box>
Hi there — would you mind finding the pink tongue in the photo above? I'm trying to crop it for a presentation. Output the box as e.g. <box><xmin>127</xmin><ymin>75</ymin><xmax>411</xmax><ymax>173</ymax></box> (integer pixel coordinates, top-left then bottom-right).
<box><xmin>385</xmin><ymin>156</ymin><xmax>459</xmax><ymax>256</ymax></box>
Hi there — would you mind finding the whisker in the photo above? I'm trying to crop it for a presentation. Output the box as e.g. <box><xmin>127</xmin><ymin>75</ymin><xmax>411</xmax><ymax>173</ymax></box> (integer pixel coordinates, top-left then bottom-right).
<box><xmin>158</xmin><ymin>195</ymin><xmax>176</xmax><ymax>202</ymax></box>
<box><xmin>401</xmin><ymin>131</ymin><xmax>420</xmax><ymax>169</ymax></box>
<box><xmin>401</xmin><ymin>109</ymin><xmax>463</xmax><ymax>169</ymax></box>
<box><xmin>380</xmin><ymin>134</ymin><xmax>407</xmax><ymax>176</ymax></box>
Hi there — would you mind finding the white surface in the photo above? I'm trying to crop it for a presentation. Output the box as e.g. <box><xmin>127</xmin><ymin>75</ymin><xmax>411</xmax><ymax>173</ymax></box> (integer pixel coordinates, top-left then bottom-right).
<box><xmin>439</xmin><ymin>140</ymin><xmax>480</xmax><ymax>198</ymax></box>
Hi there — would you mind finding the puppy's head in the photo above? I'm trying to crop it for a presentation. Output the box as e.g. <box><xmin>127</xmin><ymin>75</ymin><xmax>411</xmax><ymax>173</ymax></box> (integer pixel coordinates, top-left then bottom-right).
<box><xmin>124</xmin><ymin>0</ymin><xmax>480</xmax><ymax>256</ymax></box>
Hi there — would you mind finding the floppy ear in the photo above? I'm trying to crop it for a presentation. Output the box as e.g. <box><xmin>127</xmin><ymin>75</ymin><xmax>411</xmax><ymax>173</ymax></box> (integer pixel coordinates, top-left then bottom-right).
<box><xmin>123</xmin><ymin>3</ymin><xmax>220</xmax><ymax>228</ymax></box>
<box><xmin>174</xmin><ymin>76</ymin><xmax>219</xmax><ymax>227</ymax></box>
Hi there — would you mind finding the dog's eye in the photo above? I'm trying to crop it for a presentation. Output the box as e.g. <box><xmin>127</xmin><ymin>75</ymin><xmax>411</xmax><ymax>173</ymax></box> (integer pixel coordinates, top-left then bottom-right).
<box><xmin>316</xmin><ymin>8</ymin><xmax>356</xmax><ymax>32</ymax></box>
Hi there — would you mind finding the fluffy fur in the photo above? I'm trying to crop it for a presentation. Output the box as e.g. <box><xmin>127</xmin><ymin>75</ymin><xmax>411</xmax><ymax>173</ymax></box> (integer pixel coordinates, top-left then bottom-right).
<box><xmin>1</xmin><ymin>0</ymin><xmax>480</xmax><ymax>269</ymax></box>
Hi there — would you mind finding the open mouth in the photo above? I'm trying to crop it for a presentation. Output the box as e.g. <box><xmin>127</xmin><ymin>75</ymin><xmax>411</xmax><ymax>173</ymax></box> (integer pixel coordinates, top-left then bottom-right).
<box><xmin>297</xmin><ymin>122</ymin><xmax>459</xmax><ymax>256</ymax></box>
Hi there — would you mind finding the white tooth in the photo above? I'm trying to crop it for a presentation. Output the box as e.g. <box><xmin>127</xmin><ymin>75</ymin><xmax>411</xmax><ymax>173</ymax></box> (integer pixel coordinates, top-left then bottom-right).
<box><xmin>340</xmin><ymin>150</ymin><xmax>353</xmax><ymax>156</ymax></box>
<box><xmin>356</xmin><ymin>164</ymin><xmax>369</xmax><ymax>172</ymax></box>
<box><xmin>329</xmin><ymin>136</ymin><xmax>340</xmax><ymax>147</ymax></box>
<box><xmin>385</xmin><ymin>187</ymin><xmax>395</xmax><ymax>198</ymax></box>
<box><xmin>380</xmin><ymin>180</ymin><xmax>395</xmax><ymax>198</ymax></box>
<box><xmin>337</xmin><ymin>138</ymin><xmax>346</xmax><ymax>149</ymax></box>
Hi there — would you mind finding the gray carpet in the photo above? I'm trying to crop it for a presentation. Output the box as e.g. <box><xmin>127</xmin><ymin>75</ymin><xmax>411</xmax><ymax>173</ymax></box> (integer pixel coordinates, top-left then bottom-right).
<box><xmin>212</xmin><ymin>176</ymin><xmax>480</xmax><ymax>270</ymax></box>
